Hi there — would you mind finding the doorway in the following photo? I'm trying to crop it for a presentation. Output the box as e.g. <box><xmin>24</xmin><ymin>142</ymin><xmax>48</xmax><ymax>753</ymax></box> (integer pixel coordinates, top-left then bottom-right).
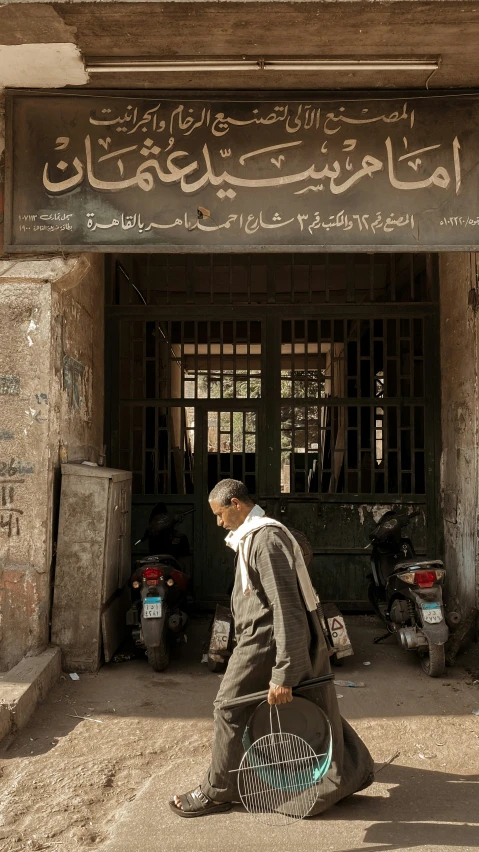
<box><xmin>106</xmin><ymin>253</ymin><xmax>440</xmax><ymax>608</ymax></box>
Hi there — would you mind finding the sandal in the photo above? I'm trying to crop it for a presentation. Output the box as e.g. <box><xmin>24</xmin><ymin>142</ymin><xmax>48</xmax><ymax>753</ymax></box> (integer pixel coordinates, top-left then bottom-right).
<box><xmin>169</xmin><ymin>786</ymin><xmax>233</xmax><ymax>818</ymax></box>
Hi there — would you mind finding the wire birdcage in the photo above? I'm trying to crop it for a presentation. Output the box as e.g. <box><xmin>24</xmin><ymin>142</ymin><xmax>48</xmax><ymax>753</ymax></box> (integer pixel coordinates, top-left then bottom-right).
<box><xmin>232</xmin><ymin>705</ymin><xmax>332</xmax><ymax>825</ymax></box>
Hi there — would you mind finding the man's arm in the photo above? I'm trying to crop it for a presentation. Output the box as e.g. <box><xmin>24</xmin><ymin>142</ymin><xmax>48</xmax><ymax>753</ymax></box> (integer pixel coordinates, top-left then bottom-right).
<box><xmin>254</xmin><ymin>528</ymin><xmax>311</xmax><ymax>696</ymax></box>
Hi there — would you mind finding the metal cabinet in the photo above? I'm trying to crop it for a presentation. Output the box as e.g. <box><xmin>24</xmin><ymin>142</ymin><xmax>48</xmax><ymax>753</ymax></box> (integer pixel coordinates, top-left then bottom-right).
<box><xmin>51</xmin><ymin>464</ymin><xmax>132</xmax><ymax>672</ymax></box>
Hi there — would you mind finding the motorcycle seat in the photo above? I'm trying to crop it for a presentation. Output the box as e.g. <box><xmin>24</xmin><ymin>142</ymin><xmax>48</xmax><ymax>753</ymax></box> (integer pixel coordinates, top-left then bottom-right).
<box><xmin>394</xmin><ymin>558</ymin><xmax>444</xmax><ymax>571</ymax></box>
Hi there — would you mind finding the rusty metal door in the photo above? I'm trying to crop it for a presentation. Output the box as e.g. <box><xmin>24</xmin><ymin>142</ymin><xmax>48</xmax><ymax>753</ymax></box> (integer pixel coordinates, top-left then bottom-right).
<box><xmin>106</xmin><ymin>252</ymin><xmax>440</xmax><ymax>608</ymax></box>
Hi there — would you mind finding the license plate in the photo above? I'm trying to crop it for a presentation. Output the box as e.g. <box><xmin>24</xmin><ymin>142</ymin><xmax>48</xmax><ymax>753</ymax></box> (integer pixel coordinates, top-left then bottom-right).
<box><xmin>327</xmin><ymin>615</ymin><xmax>351</xmax><ymax>650</ymax></box>
<box><xmin>211</xmin><ymin>620</ymin><xmax>231</xmax><ymax>651</ymax></box>
<box><xmin>143</xmin><ymin>598</ymin><xmax>162</xmax><ymax>619</ymax></box>
<box><xmin>422</xmin><ymin>604</ymin><xmax>443</xmax><ymax>624</ymax></box>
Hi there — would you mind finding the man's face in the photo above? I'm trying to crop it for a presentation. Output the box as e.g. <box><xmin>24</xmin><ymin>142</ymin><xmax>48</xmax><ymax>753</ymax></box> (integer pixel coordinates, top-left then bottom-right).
<box><xmin>209</xmin><ymin>498</ymin><xmax>251</xmax><ymax>531</ymax></box>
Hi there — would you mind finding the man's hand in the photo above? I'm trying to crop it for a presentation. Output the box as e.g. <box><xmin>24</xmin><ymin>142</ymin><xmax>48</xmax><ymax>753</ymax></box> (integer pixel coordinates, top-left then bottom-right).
<box><xmin>267</xmin><ymin>683</ymin><xmax>293</xmax><ymax>705</ymax></box>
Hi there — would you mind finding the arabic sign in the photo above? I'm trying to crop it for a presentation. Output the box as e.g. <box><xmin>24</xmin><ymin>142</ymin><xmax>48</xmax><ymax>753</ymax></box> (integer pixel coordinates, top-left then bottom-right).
<box><xmin>5</xmin><ymin>91</ymin><xmax>479</xmax><ymax>252</ymax></box>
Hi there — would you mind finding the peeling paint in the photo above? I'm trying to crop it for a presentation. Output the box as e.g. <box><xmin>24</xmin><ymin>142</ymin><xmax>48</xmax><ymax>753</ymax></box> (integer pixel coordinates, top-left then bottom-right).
<box><xmin>358</xmin><ymin>503</ymin><xmax>396</xmax><ymax>525</ymax></box>
<box><xmin>0</xmin><ymin>43</ymin><xmax>88</xmax><ymax>88</ymax></box>
<box><xmin>26</xmin><ymin>319</ymin><xmax>36</xmax><ymax>347</ymax></box>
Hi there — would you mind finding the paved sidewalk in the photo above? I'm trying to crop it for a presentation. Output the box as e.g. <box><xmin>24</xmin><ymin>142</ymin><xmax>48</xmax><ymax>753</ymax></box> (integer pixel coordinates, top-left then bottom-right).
<box><xmin>1</xmin><ymin>617</ymin><xmax>479</xmax><ymax>852</ymax></box>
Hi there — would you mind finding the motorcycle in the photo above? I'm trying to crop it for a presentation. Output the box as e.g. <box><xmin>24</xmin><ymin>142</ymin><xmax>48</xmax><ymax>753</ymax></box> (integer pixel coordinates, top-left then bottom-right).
<box><xmin>206</xmin><ymin>526</ymin><xmax>354</xmax><ymax>672</ymax></box>
<box><xmin>136</xmin><ymin>503</ymin><xmax>194</xmax><ymax>571</ymax></box>
<box><xmin>367</xmin><ymin>509</ymin><xmax>458</xmax><ymax>677</ymax></box>
<box><xmin>127</xmin><ymin>554</ymin><xmax>189</xmax><ymax>671</ymax></box>
<box><xmin>126</xmin><ymin>507</ymin><xmax>193</xmax><ymax>671</ymax></box>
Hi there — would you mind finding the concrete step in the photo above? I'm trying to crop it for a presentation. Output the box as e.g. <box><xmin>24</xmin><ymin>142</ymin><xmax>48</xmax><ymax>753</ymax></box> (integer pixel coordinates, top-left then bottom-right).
<box><xmin>0</xmin><ymin>646</ymin><xmax>61</xmax><ymax>742</ymax></box>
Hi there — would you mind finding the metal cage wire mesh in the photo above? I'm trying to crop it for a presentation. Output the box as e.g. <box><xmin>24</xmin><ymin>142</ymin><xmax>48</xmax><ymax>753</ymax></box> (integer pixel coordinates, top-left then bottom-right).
<box><xmin>233</xmin><ymin>705</ymin><xmax>332</xmax><ymax>825</ymax></box>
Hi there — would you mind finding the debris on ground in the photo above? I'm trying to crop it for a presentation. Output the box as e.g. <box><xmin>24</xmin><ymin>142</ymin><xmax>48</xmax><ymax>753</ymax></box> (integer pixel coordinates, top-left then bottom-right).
<box><xmin>66</xmin><ymin>713</ymin><xmax>104</xmax><ymax>723</ymax></box>
<box><xmin>375</xmin><ymin>750</ymin><xmax>401</xmax><ymax>774</ymax></box>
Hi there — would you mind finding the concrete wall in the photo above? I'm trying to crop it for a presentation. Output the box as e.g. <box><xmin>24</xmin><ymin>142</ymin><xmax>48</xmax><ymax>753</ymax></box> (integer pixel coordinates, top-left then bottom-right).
<box><xmin>0</xmin><ymin>254</ymin><xmax>104</xmax><ymax>671</ymax></box>
<box><xmin>439</xmin><ymin>253</ymin><xmax>479</xmax><ymax>616</ymax></box>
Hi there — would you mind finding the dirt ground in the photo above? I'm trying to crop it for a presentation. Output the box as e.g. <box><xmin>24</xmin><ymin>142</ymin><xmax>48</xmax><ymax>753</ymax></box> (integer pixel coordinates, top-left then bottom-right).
<box><xmin>1</xmin><ymin>616</ymin><xmax>479</xmax><ymax>852</ymax></box>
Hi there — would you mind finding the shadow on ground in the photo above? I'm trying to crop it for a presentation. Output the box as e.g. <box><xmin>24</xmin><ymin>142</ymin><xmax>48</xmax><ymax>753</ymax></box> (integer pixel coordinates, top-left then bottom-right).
<box><xmin>1</xmin><ymin>615</ymin><xmax>478</xmax><ymax>763</ymax></box>
<box><xmin>322</xmin><ymin>762</ymin><xmax>479</xmax><ymax>850</ymax></box>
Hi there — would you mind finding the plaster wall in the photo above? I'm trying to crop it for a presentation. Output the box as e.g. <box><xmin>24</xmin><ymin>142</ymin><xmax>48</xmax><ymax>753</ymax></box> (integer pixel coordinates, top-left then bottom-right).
<box><xmin>1</xmin><ymin>93</ymin><xmax>4</xmax><ymax>256</ymax></box>
<box><xmin>51</xmin><ymin>254</ymin><xmax>105</xmax><ymax>465</ymax></box>
<box><xmin>0</xmin><ymin>254</ymin><xmax>104</xmax><ymax>671</ymax></box>
<box><xmin>439</xmin><ymin>253</ymin><xmax>479</xmax><ymax>615</ymax></box>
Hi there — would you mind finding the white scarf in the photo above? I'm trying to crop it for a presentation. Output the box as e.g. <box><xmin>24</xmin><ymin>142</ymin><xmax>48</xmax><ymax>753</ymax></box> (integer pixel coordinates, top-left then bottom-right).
<box><xmin>225</xmin><ymin>505</ymin><xmax>319</xmax><ymax>613</ymax></box>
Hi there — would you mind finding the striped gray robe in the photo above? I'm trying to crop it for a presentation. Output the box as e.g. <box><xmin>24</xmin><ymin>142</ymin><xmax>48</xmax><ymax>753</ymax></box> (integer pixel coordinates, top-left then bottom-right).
<box><xmin>201</xmin><ymin>526</ymin><xmax>374</xmax><ymax>813</ymax></box>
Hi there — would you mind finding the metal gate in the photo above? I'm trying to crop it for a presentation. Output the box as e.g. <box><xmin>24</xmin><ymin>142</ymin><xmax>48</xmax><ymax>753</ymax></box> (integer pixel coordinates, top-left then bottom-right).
<box><xmin>106</xmin><ymin>253</ymin><xmax>440</xmax><ymax>608</ymax></box>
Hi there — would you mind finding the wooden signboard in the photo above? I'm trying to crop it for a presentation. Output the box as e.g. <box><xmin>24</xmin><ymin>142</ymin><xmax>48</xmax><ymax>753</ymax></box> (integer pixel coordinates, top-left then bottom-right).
<box><xmin>5</xmin><ymin>90</ymin><xmax>479</xmax><ymax>252</ymax></box>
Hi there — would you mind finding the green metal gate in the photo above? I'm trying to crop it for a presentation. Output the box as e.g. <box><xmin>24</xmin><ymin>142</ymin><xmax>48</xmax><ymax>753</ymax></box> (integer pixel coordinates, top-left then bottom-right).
<box><xmin>106</xmin><ymin>253</ymin><xmax>440</xmax><ymax>608</ymax></box>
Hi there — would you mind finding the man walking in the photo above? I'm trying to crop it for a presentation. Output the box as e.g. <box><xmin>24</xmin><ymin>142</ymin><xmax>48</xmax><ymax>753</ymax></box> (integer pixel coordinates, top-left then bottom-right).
<box><xmin>170</xmin><ymin>479</ymin><xmax>373</xmax><ymax>817</ymax></box>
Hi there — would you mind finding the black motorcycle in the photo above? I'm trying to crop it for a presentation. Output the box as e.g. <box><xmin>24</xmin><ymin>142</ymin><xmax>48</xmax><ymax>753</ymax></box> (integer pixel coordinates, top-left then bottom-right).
<box><xmin>126</xmin><ymin>506</ymin><xmax>193</xmax><ymax>671</ymax></box>
<box><xmin>137</xmin><ymin>502</ymin><xmax>193</xmax><ymax>571</ymax></box>
<box><xmin>367</xmin><ymin>510</ymin><xmax>457</xmax><ymax>677</ymax></box>
<box><xmin>127</xmin><ymin>554</ymin><xmax>189</xmax><ymax>671</ymax></box>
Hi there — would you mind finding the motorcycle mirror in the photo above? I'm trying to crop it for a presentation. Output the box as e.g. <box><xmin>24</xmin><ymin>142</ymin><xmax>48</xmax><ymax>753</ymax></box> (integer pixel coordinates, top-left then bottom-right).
<box><xmin>398</xmin><ymin>510</ymin><xmax>421</xmax><ymax>528</ymax></box>
<box><xmin>174</xmin><ymin>507</ymin><xmax>196</xmax><ymax>524</ymax></box>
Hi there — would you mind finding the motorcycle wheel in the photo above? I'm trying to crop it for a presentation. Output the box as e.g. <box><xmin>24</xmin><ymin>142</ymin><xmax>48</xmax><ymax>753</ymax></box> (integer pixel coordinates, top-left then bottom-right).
<box><xmin>367</xmin><ymin>582</ymin><xmax>383</xmax><ymax>621</ymax></box>
<box><xmin>207</xmin><ymin>656</ymin><xmax>227</xmax><ymax>673</ymax></box>
<box><xmin>420</xmin><ymin>641</ymin><xmax>445</xmax><ymax>677</ymax></box>
<box><xmin>147</xmin><ymin>637</ymin><xmax>170</xmax><ymax>672</ymax></box>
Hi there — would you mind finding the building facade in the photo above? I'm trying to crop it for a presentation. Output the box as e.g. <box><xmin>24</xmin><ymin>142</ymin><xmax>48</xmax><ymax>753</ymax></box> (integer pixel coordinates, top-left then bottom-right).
<box><xmin>1</xmin><ymin>0</ymin><xmax>479</xmax><ymax>672</ymax></box>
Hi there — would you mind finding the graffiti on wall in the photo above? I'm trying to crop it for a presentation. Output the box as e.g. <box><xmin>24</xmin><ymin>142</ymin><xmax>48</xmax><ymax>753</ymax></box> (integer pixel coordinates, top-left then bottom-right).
<box><xmin>63</xmin><ymin>355</ymin><xmax>84</xmax><ymax>410</ymax></box>
<box><xmin>0</xmin><ymin>375</ymin><xmax>20</xmax><ymax>395</ymax></box>
<box><xmin>0</xmin><ymin>460</ymin><xmax>35</xmax><ymax>538</ymax></box>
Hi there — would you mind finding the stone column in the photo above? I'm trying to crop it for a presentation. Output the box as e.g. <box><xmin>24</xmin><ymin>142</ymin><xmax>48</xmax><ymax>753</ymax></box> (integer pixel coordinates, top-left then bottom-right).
<box><xmin>439</xmin><ymin>253</ymin><xmax>479</xmax><ymax>616</ymax></box>
<box><xmin>0</xmin><ymin>254</ymin><xmax>104</xmax><ymax>671</ymax></box>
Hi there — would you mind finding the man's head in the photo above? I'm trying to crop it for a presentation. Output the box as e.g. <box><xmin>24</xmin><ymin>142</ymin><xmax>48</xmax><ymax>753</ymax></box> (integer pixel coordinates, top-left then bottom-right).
<box><xmin>208</xmin><ymin>479</ymin><xmax>254</xmax><ymax>531</ymax></box>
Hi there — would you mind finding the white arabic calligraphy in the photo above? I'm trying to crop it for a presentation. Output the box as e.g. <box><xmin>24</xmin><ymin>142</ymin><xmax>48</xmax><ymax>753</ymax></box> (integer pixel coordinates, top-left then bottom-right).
<box><xmin>84</xmin><ymin>209</ymin><xmax>417</xmax><ymax>236</ymax></box>
<box><xmin>42</xmin><ymin>134</ymin><xmax>458</xmax><ymax>198</ymax></box>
